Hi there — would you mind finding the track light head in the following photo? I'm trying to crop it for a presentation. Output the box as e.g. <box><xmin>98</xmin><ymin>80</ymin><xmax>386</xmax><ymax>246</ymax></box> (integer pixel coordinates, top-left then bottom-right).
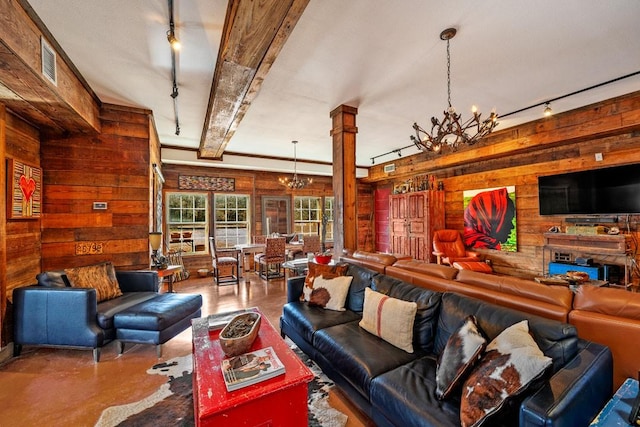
<box><xmin>543</xmin><ymin>102</ymin><xmax>553</xmax><ymax>117</ymax></box>
<box><xmin>167</xmin><ymin>30</ymin><xmax>181</xmax><ymax>50</ymax></box>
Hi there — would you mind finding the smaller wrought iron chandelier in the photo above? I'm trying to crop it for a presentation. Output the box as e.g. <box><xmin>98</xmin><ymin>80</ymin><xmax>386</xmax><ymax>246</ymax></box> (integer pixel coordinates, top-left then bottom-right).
<box><xmin>411</xmin><ymin>28</ymin><xmax>498</xmax><ymax>153</ymax></box>
<box><xmin>279</xmin><ymin>140</ymin><xmax>312</xmax><ymax>190</ymax></box>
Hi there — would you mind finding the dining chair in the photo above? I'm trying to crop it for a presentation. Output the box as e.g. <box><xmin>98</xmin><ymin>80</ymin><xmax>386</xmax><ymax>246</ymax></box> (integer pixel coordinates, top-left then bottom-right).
<box><xmin>290</xmin><ymin>234</ymin><xmax>320</xmax><ymax>260</ymax></box>
<box><xmin>209</xmin><ymin>237</ymin><xmax>240</xmax><ymax>285</ymax></box>
<box><xmin>255</xmin><ymin>237</ymin><xmax>286</xmax><ymax>280</ymax></box>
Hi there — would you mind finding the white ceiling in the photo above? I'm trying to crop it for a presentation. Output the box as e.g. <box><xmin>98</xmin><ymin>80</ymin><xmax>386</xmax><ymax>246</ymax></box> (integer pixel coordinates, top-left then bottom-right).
<box><xmin>27</xmin><ymin>0</ymin><xmax>640</xmax><ymax>176</ymax></box>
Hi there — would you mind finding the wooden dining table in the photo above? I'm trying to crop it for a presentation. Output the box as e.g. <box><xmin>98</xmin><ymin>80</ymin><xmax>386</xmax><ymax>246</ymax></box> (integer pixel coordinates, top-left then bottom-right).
<box><xmin>234</xmin><ymin>242</ymin><xmax>304</xmax><ymax>272</ymax></box>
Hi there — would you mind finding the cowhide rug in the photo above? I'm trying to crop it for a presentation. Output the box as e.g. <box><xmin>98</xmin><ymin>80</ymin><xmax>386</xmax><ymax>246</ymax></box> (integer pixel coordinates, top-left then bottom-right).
<box><xmin>95</xmin><ymin>342</ymin><xmax>348</xmax><ymax>427</ymax></box>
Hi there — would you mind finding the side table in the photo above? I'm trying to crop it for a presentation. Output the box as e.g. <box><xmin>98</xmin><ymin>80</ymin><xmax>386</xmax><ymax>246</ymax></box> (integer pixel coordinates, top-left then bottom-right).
<box><xmin>590</xmin><ymin>377</ymin><xmax>639</xmax><ymax>426</ymax></box>
<box><xmin>152</xmin><ymin>264</ymin><xmax>182</xmax><ymax>293</ymax></box>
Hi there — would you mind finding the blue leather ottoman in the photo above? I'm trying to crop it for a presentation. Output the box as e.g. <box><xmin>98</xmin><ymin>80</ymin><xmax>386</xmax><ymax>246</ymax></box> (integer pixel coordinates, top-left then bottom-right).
<box><xmin>114</xmin><ymin>293</ymin><xmax>202</xmax><ymax>357</ymax></box>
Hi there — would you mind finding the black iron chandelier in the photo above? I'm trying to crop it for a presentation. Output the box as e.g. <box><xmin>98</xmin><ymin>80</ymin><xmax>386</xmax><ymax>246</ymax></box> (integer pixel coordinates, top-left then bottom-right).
<box><xmin>279</xmin><ymin>140</ymin><xmax>312</xmax><ymax>190</ymax></box>
<box><xmin>411</xmin><ymin>28</ymin><xmax>498</xmax><ymax>153</ymax></box>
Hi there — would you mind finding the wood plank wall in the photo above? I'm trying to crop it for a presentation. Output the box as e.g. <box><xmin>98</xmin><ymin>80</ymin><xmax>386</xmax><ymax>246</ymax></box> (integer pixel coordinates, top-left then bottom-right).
<box><xmin>161</xmin><ymin>164</ymin><xmax>334</xmax><ymax>274</ymax></box>
<box><xmin>364</xmin><ymin>91</ymin><xmax>640</xmax><ymax>279</ymax></box>
<box><xmin>40</xmin><ymin>104</ymin><xmax>153</xmax><ymax>272</ymax></box>
<box><xmin>2</xmin><ymin>109</ymin><xmax>42</xmax><ymax>346</ymax></box>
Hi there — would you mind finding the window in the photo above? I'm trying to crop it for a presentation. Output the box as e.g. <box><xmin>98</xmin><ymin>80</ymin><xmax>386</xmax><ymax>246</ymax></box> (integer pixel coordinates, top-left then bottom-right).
<box><xmin>323</xmin><ymin>197</ymin><xmax>334</xmax><ymax>242</ymax></box>
<box><xmin>214</xmin><ymin>194</ymin><xmax>250</xmax><ymax>248</ymax></box>
<box><xmin>294</xmin><ymin>196</ymin><xmax>321</xmax><ymax>235</ymax></box>
<box><xmin>167</xmin><ymin>192</ymin><xmax>208</xmax><ymax>255</ymax></box>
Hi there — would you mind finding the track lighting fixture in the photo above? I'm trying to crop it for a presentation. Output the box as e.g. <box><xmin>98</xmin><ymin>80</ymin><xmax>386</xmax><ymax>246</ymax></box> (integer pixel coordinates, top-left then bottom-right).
<box><xmin>167</xmin><ymin>0</ymin><xmax>180</xmax><ymax>135</ymax></box>
<box><xmin>543</xmin><ymin>102</ymin><xmax>553</xmax><ymax>117</ymax></box>
<box><xmin>167</xmin><ymin>30</ymin><xmax>181</xmax><ymax>51</ymax></box>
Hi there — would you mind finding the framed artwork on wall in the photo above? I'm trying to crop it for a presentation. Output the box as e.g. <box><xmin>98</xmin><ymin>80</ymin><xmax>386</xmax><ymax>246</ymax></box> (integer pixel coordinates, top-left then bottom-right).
<box><xmin>463</xmin><ymin>186</ymin><xmax>517</xmax><ymax>252</ymax></box>
<box><xmin>7</xmin><ymin>159</ymin><xmax>42</xmax><ymax>219</ymax></box>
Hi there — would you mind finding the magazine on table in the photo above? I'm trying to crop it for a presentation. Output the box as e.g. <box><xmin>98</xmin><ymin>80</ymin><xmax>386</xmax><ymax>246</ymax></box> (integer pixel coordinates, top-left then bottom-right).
<box><xmin>207</xmin><ymin>307</ymin><xmax>258</xmax><ymax>331</ymax></box>
<box><xmin>221</xmin><ymin>346</ymin><xmax>285</xmax><ymax>391</ymax></box>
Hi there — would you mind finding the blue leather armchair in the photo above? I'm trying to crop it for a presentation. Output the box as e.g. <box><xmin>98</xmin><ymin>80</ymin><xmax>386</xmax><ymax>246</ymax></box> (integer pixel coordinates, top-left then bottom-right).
<box><xmin>13</xmin><ymin>270</ymin><xmax>159</xmax><ymax>362</ymax></box>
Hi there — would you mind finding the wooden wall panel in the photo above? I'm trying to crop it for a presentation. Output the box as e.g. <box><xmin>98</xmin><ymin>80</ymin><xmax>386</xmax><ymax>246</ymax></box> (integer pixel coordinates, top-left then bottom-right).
<box><xmin>40</xmin><ymin>105</ymin><xmax>152</xmax><ymax>271</ymax></box>
<box><xmin>1</xmin><ymin>108</ymin><xmax>42</xmax><ymax>346</ymax></box>
<box><xmin>366</xmin><ymin>92</ymin><xmax>640</xmax><ymax>279</ymax></box>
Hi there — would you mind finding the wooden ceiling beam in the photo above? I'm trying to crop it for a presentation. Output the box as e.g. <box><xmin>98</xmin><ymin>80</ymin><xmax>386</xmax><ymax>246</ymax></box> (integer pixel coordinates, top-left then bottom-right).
<box><xmin>0</xmin><ymin>0</ymin><xmax>101</xmax><ymax>135</ymax></box>
<box><xmin>199</xmin><ymin>0</ymin><xmax>310</xmax><ymax>159</ymax></box>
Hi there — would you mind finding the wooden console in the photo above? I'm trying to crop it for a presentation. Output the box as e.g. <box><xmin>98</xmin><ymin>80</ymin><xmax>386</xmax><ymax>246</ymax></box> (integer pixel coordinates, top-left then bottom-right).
<box><xmin>542</xmin><ymin>233</ymin><xmax>633</xmax><ymax>286</ymax></box>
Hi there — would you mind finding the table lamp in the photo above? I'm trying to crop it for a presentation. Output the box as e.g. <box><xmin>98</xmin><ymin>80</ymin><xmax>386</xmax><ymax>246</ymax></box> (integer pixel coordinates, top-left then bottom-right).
<box><xmin>149</xmin><ymin>232</ymin><xmax>165</xmax><ymax>268</ymax></box>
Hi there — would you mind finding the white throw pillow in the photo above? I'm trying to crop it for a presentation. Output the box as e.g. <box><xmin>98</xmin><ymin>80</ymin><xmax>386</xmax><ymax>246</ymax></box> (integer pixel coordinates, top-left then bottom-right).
<box><xmin>359</xmin><ymin>287</ymin><xmax>417</xmax><ymax>353</ymax></box>
<box><xmin>460</xmin><ymin>320</ymin><xmax>552</xmax><ymax>427</ymax></box>
<box><xmin>304</xmin><ymin>275</ymin><xmax>353</xmax><ymax>311</ymax></box>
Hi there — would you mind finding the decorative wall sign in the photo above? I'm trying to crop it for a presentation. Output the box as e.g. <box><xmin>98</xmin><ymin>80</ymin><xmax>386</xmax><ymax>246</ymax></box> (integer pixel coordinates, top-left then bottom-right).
<box><xmin>7</xmin><ymin>159</ymin><xmax>42</xmax><ymax>219</ymax></box>
<box><xmin>463</xmin><ymin>186</ymin><xmax>517</xmax><ymax>252</ymax></box>
<box><xmin>75</xmin><ymin>242</ymin><xmax>105</xmax><ymax>255</ymax></box>
<box><xmin>178</xmin><ymin>175</ymin><xmax>235</xmax><ymax>191</ymax></box>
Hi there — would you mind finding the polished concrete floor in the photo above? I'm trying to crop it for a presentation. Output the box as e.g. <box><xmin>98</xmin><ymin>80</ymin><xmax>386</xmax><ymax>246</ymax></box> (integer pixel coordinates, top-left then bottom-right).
<box><xmin>0</xmin><ymin>272</ymin><xmax>368</xmax><ymax>427</ymax></box>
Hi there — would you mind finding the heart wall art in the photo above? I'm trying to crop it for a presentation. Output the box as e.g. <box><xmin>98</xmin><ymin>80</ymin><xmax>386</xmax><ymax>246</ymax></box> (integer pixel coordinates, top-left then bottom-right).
<box><xmin>7</xmin><ymin>159</ymin><xmax>42</xmax><ymax>219</ymax></box>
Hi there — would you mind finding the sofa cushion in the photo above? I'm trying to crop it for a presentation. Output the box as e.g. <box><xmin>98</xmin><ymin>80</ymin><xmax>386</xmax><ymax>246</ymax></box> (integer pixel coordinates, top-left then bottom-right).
<box><xmin>359</xmin><ymin>288</ymin><xmax>417</xmax><ymax>353</ymax></box>
<box><xmin>305</xmin><ymin>275</ymin><xmax>353</xmax><ymax>311</ymax></box>
<box><xmin>65</xmin><ymin>262</ymin><xmax>123</xmax><ymax>302</ymax></box>
<box><xmin>460</xmin><ymin>320</ymin><xmax>552</xmax><ymax>427</ymax></box>
<box><xmin>313</xmin><ymin>321</ymin><xmax>420</xmax><ymax>398</ymax></box>
<box><xmin>281</xmin><ymin>301</ymin><xmax>361</xmax><ymax>344</ymax></box>
<box><xmin>455</xmin><ymin>269</ymin><xmax>573</xmax><ymax>312</ymax></box>
<box><xmin>96</xmin><ymin>292</ymin><xmax>158</xmax><ymax>329</ymax></box>
<box><xmin>303</xmin><ymin>262</ymin><xmax>349</xmax><ymax>298</ymax></box>
<box><xmin>573</xmin><ymin>285</ymin><xmax>640</xmax><ymax>319</ymax></box>
<box><xmin>114</xmin><ymin>293</ymin><xmax>203</xmax><ymax>331</ymax></box>
<box><xmin>436</xmin><ymin>315</ymin><xmax>487</xmax><ymax>400</ymax></box>
<box><xmin>392</xmin><ymin>259</ymin><xmax>459</xmax><ymax>280</ymax></box>
<box><xmin>351</xmin><ymin>250</ymin><xmax>397</xmax><ymax>266</ymax></box>
<box><xmin>344</xmin><ymin>263</ymin><xmax>378</xmax><ymax>313</ymax></box>
<box><xmin>373</xmin><ymin>274</ymin><xmax>442</xmax><ymax>353</ymax></box>
<box><xmin>370</xmin><ymin>355</ymin><xmax>462</xmax><ymax>427</ymax></box>
<box><xmin>36</xmin><ymin>270</ymin><xmax>70</xmax><ymax>287</ymax></box>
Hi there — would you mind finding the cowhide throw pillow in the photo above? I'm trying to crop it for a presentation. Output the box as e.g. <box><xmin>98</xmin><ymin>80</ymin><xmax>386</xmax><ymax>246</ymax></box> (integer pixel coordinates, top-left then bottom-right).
<box><xmin>65</xmin><ymin>262</ymin><xmax>123</xmax><ymax>303</ymax></box>
<box><xmin>305</xmin><ymin>275</ymin><xmax>353</xmax><ymax>311</ymax></box>
<box><xmin>359</xmin><ymin>287</ymin><xmax>417</xmax><ymax>353</ymax></box>
<box><xmin>436</xmin><ymin>315</ymin><xmax>487</xmax><ymax>400</ymax></box>
<box><xmin>302</xmin><ymin>262</ymin><xmax>348</xmax><ymax>301</ymax></box>
<box><xmin>460</xmin><ymin>320</ymin><xmax>552</xmax><ymax>427</ymax></box>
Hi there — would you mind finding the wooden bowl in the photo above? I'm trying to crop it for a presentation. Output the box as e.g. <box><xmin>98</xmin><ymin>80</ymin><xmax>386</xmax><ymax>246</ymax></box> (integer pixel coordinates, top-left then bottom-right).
<box><xmin>314</xmin><ymin>254</ymin><xmax>332</xmax><ymax>265</ymax></box>
<box><xmin>219</xmin><ymin>312</ymin><xmax>261</xmax><ymax>357</ymax></box>
<box><xmin>566</xmin><ymin>270</ymin><xmax>590</xmax><ymax>283</ymax></box>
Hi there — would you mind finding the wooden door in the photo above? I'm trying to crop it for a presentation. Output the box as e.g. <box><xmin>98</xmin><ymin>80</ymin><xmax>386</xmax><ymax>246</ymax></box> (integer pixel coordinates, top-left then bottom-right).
<box><xmin>389</xmin><ymin>190</ymin><xmax>445</xmax><ymax>261</ymax></box>
<box><xmin>407</xmin><ymin>192</ymin><xmax>427</xmax><ymax>260</ymax></box>
<box><xmin>389</xmin><ymin>193</ymin><xmax>409</xmax><ymax>255</ymax></box>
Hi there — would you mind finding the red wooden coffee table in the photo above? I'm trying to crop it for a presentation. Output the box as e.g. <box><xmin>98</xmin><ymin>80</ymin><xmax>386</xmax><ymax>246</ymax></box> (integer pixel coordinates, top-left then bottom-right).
<box><xmin>192</xmin><ymin>308</ymin><xmax>314</xmax><ymax>426</ymax></box>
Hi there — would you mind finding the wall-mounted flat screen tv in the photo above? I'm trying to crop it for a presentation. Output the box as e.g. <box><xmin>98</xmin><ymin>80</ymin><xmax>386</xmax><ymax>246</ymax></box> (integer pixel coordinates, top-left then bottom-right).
<box><xmin>538</xmin><ymin>163</ymin><xmax>640</xmax><ymax>215</ymax></box>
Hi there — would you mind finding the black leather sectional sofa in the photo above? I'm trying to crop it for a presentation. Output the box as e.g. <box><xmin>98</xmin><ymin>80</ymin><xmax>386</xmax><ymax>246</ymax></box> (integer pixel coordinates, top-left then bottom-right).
<box><xmin>280</xmin><ymin>263</ymin><xmax>613</xmax><ymax>426</ymax></box>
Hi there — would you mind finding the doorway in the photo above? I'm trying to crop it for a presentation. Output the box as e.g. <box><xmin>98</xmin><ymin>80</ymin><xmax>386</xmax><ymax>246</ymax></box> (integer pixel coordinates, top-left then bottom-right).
<box><xmin>262</xmin><ymin>197</ymin><xmax>290</xmax><ymax>235</ymax></box>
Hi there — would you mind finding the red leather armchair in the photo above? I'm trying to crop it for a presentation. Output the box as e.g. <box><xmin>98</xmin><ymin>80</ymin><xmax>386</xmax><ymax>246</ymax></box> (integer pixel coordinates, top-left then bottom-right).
<box><xmin>432</xmin><ymin>229</ymin><xmax>481</xmax><ymax>265</ymax></box>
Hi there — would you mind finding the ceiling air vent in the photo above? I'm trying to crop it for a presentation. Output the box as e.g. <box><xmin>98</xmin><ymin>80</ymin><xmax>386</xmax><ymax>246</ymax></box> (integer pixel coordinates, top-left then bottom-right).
<box><xmin>383</xmin><ymin>163</ymin><xmax>396</xmax><ymax>173</ymax></box>
<box><xmin>41</xmin><ymin>37</ymin><xmax>57</xmax><ymax>86</ymax></box>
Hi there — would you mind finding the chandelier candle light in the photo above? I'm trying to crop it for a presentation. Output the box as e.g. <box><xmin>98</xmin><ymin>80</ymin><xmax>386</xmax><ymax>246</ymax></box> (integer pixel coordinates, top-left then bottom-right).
<box><xmin>411</xmin><ymin>28</ymin><xmax>498</xmax><ymax>153</ymax></box>
<box><xmin>279</xmin><ymin>140</ymin><xmax>312</xmax><ymax>190</ymax></box>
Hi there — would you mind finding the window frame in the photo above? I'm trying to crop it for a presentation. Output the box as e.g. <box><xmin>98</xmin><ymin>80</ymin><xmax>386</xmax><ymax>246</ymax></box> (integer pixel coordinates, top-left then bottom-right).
<box><xmin>213</xmin><ymin>193</ymin><xmax>251</xmax><ymax>249</ymax></box>
<box><xmin>166</xmin><ymin>192</ymin><xmax>209</xmax><ymax>256</ymax></box>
